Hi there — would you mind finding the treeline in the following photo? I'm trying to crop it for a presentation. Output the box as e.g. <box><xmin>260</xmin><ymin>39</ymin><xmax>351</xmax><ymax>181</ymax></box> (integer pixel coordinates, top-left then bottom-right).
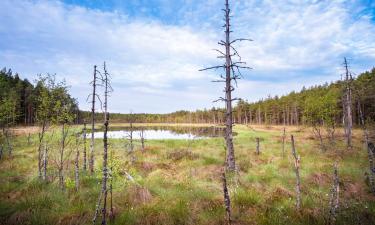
<box><xmin>0</xmin><ymin>68</ymin><xmax>79</xmax><ymax>127</ymax></box>
<box><xmin>79</xmin><ymin>67</ymin><xmax>375</xmax><ymax>126</ymax></box>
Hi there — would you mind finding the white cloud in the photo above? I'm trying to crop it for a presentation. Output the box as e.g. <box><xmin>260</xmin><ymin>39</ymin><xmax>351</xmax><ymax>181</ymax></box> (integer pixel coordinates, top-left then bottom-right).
<box><xmin>0</xmin><ymin>0</ymin><xmax>374</xmax><ymax>112</ymax></box>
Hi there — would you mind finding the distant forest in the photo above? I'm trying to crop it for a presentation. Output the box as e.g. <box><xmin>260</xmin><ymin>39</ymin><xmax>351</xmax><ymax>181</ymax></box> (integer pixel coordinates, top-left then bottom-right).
<box><xmin>1</xmin><ymin>67</ymin><xmax>374</xmax><ymax>127</ymax></box>
<box><xmin>0</xmin><ymin>68</ymin><xmax>79</xmax><ymax>127</ymax></box>
<box><xmin>81</xmin><ymin>67</ymin><xmax>375</xmax><ymax>127</ymax></box>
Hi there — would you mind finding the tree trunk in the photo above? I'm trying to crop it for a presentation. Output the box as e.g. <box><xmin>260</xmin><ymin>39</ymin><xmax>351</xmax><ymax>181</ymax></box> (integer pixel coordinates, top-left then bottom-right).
<box><xmin>27</xmin><ymin>133</ymin><xmax>31</xmax><ymax>145</ymax></box>
<box><xmin>222</xmin><ymin>172</ymin><xmax>231</xmax><ymax>225</ymax></box>
<box><xmin>37</xmin><ymin>122</ymin><xmax>46</xmax><ymax>179</ymax></box>
<box><xmin>328</xmin><ymin>162</ymin><xmax>339</xmax><ymax>225</ymax></box>
<box><xmin>83</xmin><ymin>123</ymin><xmax>87</xmax><ymax>171</ymax></box>
<box><xmin>291</xmin><ymin>135</ymin><xmax>301</xmax><ymax>210</ymax></box>
<box><xmin>43</xmin><ymin>141</ymin><xmax>48</xmax><ymax>181</ymax></box>
<box><xmin>75</xmin><ymin>134</ymin><xmax>80</xmax><ymax>191</ymax></box>
<box><xmin>58</xmin><ymin>123</ymin><xmax>67</xmax><ymax>190</ymax></box>
<box><xmin>358</xmin><ymin>101</ymin><xmax>375</xmax><ymax>193</ymax></box>
<box><xmin>140</xmin><ymin>129</ymin><xmax>145</xmax><ymax>152</ymax></box>
<box><xmin>343</xmin><ymin>58</ymin><xmax>352</xmax><ymax>149</ymax></box>
<box><xmin>90</xmin><ymin>65</ymin><xmax>97</xmax><ymax>174</ymax></box>
<box><xmin>256</xmin><ymin>137</ymin><xmax>260</xmax><ymax>155</ymax></box>
<box><xmin>224</xmin><ymin>0</ymin><xmax>236</xmax><ymax>171</ymax></box>
<box><xmin>101</xmin><ymin>112</ymin><xmax>109</xmax><ymax>225</ymax></box>
<box><xmin>282</xmin><ymin>127</ymin><xmax>286</xmax><ymax>157</ymax></box>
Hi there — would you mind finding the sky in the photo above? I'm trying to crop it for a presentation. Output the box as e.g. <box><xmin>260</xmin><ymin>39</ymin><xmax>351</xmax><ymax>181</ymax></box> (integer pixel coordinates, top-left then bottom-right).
<box><xmin>1</xmin><ymin>0</ymin><xmax>375</xmax><ymax>113</ymax></box>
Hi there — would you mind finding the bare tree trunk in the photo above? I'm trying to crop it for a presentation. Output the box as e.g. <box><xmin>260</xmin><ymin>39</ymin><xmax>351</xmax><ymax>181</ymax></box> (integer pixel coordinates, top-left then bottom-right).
<box><xmin>37</xmin><ymin>122</ymin><xmax>46</xmax><ymax>179</ymax></box>
<box><xmin>256</xmin><ymin>137</ymin><xmax>260</xmax><ymax>155</ymax></box>
<box><xmin>313</xmin><ymin>126</ymin><xmax>325</xmax><ymax>152</ymax></box>
<box><xmin>200</xmin><ymin>0</ymin><xmax>250</xmax><ymax>171</ymax></box>
<box><xmin>83</xmin><ymin>123</ymin><xmax>87</xmax><ymax>171</ymax></box>
<box><xmin>43</xmin><ymin>141</ymin><xmax>48</xmax><ymax>181</ymax></box>
<box><xmin>222</xmin><ymin>171</ymin><xmax>231</xmax><ymax>225</ymax></box>
<box><xmin>0</xmin><ymin>145</ymin><xmax>3</xmax><ymax>160</ymax></box>
<box><xmin>90</xmin><ymin>65</ymin><xmax>97</xmax><ymax>174</ymax></box>
<box><xmin>282</xmin><ymin>127</ymin><xmax>286</xmax><ymax>157</ymax></box>
<box><xmin>291</xmin><ymin>135</ymin><xmax>301</xmax><ymax>210</ymax></box>
<box><xmin>75</xmin><ymin>133</ymin><xmax>80</xmax><ymax>191</ymax></box>
<box><xmin>27</xmin><ymin>133</ymin><xmax>31</xmax><ymax>145</ymax></box>
<box><xmin>343</xmin><ymin>58</ymin><xmax>353</xmax><ymax>149</ymax></box>
<box><xmin>5</xmin><ymin>129</ymin><xmax>12</xmax><ymax>156</ymax></box>
<box><xmin>223</xmin><ymin>0</ymin><xmax>235</xmax><ymax>171</ymax></box>
<box><xmin>58</xmin><ymin>123</ymin><xmax>68</xmax><ymax>190</ymax></box>
<box><xmin>140</xmin><ymin>128</ymin><xmax>145</xmax><ymax>152</ymax></box>
<box><xmin>358</xmin><ymin>101</ymin><xmax>375</xmax><ymax>193</ymax></box>
<box><xmin>328</xmin><ymin>162</ymin><xmax>340</xmax><ymax>225</ymax></box>
<box><xmin>109</xmin><ymin>143</ymin><xmax>114</xmax><ymax>221</ymax></box>
<box><xmin>101</xmin><ymin>113</ymin><xmax>109</xmax><ymax>225</ymax></box>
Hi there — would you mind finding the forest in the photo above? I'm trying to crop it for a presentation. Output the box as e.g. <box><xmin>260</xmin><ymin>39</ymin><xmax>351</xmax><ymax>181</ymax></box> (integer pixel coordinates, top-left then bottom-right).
<box><xmin>1</xmin><ymin>0</ymin><xmax>375</xmax><ymax>225</ymax></box>
<box><xmin>81</xmin><ymin>67</ymin><xmax>375</xmax><ymax>126</ymax></box>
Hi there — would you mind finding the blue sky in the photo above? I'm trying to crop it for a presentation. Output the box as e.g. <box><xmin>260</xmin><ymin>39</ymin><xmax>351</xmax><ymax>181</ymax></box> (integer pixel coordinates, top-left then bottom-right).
<box><xmin>1</xmin><ymin>0</ymin><xmax>375</xmax><ymax>113</ymax></box>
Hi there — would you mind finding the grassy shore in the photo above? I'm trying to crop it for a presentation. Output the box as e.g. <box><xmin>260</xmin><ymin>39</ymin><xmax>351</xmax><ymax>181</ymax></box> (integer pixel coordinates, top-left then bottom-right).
<box><xmin>0</xmin><ymin>124</ymin><xmax>374</xmax><ymax>225</ymax></box>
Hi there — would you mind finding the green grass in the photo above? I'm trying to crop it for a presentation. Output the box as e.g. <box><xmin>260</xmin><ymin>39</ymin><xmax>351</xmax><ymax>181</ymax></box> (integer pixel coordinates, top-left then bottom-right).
<box><xmin>0</xmin><ymin>124</ymin><xmax>374</xmax><ymax>225</ymax></box>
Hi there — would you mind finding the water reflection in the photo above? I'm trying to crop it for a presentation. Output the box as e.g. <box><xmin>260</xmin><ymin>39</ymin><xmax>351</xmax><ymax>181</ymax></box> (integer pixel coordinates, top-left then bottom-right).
<box><xmin>89</xmin><ymin>126</ymin><xmax>226</xmax><ymax>140</ymax></box>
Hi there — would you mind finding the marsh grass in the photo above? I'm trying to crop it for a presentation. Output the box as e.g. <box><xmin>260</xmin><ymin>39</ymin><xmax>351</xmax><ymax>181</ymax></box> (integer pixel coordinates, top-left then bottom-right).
<box><xmin>0</xmin><ymin>124</ymin><xmax>374</xmax><ymax>224</ymax></box>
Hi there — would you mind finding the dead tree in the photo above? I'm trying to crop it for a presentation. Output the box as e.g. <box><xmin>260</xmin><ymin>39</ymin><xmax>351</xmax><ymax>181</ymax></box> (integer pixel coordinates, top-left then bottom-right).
<box><xmin>358</xmin><ymin>101</ymin><xmax>375</xmax><ymax>193</ymax></box>
<box><xmin>58</xmin><ymin>123</ymin><xmax>70</xmax><ymax>190</ymax></box>
<box><xmin>343</xmin><ymin>58</ymin><xmax>353</xmax><ymax>149</ymax></box>
<box><xmin>200</xmin><ymin>0</ymin><xmax>252</xmax><ymax>171</ymax></box>
<box><xmin>75</xmin><ymin>133</ymin><xmax>80</xmax><ymax>191</ymax></box>
<box><xmin>282</xmin><ymin>127</ymin><xmax>286</xmax><ymax>157</ymax></box>
<box><xmin>222</xmin><ymin>171</ymin><xmax>232</xmax><ymax>225</ymax></box>
<box><xmin>88</xmin><ymin>65</ymin><xmax>103</xmax><ymax>174</ymax></box>
<box><xmin>109</xmin><ymin>139</ymin><xmax>114</xmax><ymax>221</ymax></box>
<box><xmin>27</xmin><ymin>133</ymin><xmax>31</xmax><ymax>145</ymax></box>
<box><xmin>83</xmin><ymin>123</ymin><xmax>87</xmax><ymax>171</ymax></box>
<box><xmin>256</xmin><ymin>137</ymin><xmax>260</xmax><ymax>155</ymax></box>
<box><xmin>93</xmin><ymin>62</ymin><xmax>113</xmax><ymax>225</ymax></box>
<box><xmin>126</xmin><ymin>112</ymin><xmax>135</xmax><ymax>163</ymax></box>
<box><xmin>42</xmin><ymin>141</ymin><xmax>48</xmax><ymax>181</ymax></box>
<box><xmin>328</xmin><ymin>162</ymin><xmax>340</xmax><ymax>225</ymax></box>
<box><xmin>37</xmin><ymin>121</ymin><xmax>47</xmax><ymax>179</ymax></box>
<box><xmin>291</xmin><ymin>135</ymin><xmax>301</xmax><ymax>210</ymax></box>
<box><xmin>140</xmin><ymin>128</ymin><xmax>145</xmax><ymax>152</ymax></box>
<box><xmin>4</xmin><ymin>129</ymin><xmax>12</xmax><ymax>156</ymax></box>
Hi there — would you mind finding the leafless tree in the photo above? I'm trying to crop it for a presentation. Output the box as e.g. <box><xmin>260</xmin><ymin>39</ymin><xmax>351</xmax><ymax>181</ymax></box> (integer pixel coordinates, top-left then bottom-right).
<box><xmin>343</xmin><ymin>58</ymin><xmax>353</xmax><ymax>149</ymax></box>
<box><xmin>140</xmin><ymin>128</ymin><xmax>145</xmax><ymax>152</ymax></box>
<box><xmin>83</xmin><ymin>123</ymin><xmax>87</xmax><ymax>171</ymax></box>
<box><xmin>291</xmin><ymin>135</ymin><xmax>301</xmax><ymax>210</ymax></box>
<box><xmin>358</xmin><ymin>101</ymin><xmax>375</xmax><ymax>193</ymax></box>
<box><xmin>200</xmin><ymin>0</ymin><xmax>252</xmax><ymax>171</ymax></box>
<box><xmin>126</xmin><ymin>112</ymin><xmax>135</xmax><ymax>163</ymax></box>
<box><xmin>42</xmin><ymin>138</ymin><xmax>49</xmax><ymax>182</ymax></box>
<box><xmin>93</xmin><ymin>62</ymin><xmax>113</xmax><ymax>225</ymax></box>
<box><xmin>328</xmin><ymin>162</ymin><xmax>340</xmax><ymax>225</ymax></box>
<box><xmin>222</xmin><ymin>171</ymin><xmax>231</xmax><ymax>225</ymax></box>
<box><xmin>282</xmin><ymin>127</ymin><xmax>286</xmax><ymax>157</ymax></box>
<box><xmin>256</xmin><ymin>137</ymin><xmax>260</xmax><ymax>155</ymax></box>
<box><xmin>27</xmin><ymin>133</ymin><xmax>31</xmax><ymax>145</ymax></box>
<box><xmin>74</xmin><ymin>132</ymin><xmax>81</xmax><ymax>191</ymax></box>
<box><xmin>88</xmin><ymin>65</ymin><xmax>103</xmax><ymax>174</ymax></box>
<box><xmin>57</xmin><ymin>123</ymin><xmax>71</xmax><ymax>190</ymax></box>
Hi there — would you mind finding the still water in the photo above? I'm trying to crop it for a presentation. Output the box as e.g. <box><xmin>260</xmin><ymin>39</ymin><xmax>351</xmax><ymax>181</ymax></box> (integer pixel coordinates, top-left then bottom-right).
<box><xmin>88</xmin><ymin>126</ymin><xmax>225</xmax><ymax>140</ymax></box>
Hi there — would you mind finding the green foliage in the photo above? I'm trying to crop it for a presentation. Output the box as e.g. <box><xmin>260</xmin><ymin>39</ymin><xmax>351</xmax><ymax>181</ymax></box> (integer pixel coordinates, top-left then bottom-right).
<box><xmin>0</xmin><ymin>68</ymin><xmax>78</xmax><ymax>127</ymax></box>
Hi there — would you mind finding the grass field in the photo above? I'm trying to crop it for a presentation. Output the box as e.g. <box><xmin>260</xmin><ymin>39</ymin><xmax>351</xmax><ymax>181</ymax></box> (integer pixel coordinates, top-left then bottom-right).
<box><xmin>0</xmin><ymin>124</ymin><xmax>374</xmax><ymax>225</ymax></box>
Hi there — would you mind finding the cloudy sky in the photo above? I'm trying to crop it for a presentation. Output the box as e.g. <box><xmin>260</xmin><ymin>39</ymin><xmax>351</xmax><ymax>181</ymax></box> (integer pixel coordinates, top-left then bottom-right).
<box><xmin>1</xmin><ymin>0</ymin><xmax>374</xmax><ymax>113</ymax></box>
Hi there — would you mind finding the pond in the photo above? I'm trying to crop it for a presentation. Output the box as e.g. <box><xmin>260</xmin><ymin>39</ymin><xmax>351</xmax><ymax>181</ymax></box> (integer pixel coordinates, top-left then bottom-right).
<box><xmin>88</xmin><ymin>125</ymin><xmax>226</xmax><ymax>140</ymax></box>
